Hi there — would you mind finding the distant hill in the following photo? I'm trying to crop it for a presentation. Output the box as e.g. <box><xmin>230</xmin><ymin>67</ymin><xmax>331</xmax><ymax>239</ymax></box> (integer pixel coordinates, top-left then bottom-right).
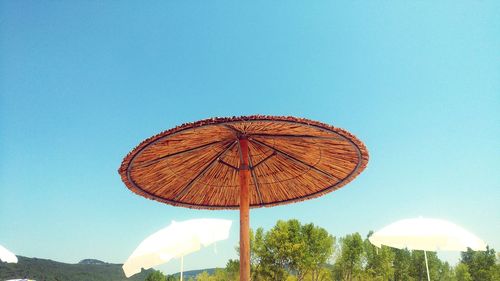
<box><xmin>78</xmin><ymin>259</ymin><xmax>108</xmax><ymax>265</ymax></box>
<box><xmin>171</xmin><ymin>268</ymin><xmax>217</xmax><ymax>279</ymax></box>
<box><xmin>0</xmin><ymin>256</ymin><xmax>154</xmax><ymax>281</ymax></box>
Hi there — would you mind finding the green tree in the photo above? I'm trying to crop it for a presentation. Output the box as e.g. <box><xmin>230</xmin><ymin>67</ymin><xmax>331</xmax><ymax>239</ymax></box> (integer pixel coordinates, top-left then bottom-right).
<box><xmin>460</xmin><ymin>246</ymin><xmax>497</xmax><ymax>281</ymax></box>
<box><xmin>249</xmin><ymin>220</ymin><xmax>334</xmax><ymax>281</ymax></box>
<box><xmin>145</xmin><ymin>270</ymin><xmax>167</xmax><ymax>281</ymax></box>
<box><xmin>166</xmin><ymin>274</ymin><xmax>178</xmax><ymax>281</ymax></box>
<box><xmin>436</xmin><ymin>262</ymin><xmax>454</xmax><ymax>281</ymax></box>
<box><xmin>306</xmin><ymin>267</ymin><xmax>333</xmax><ymax>281</ymax></box>
<box><xmin>363</xmin><ymin>232</ymin><xmax>394</xmax><ymax>281</ymax></box>
<box><xmin>300</xmin><ymin>222</ymin><xmax>335</xmax><ymax>281</ymax></box>
<box><xmin>491</xmin><ymin>263</ymin><xmax>500</xmax><ymax>281</ymax></box>
<box><xmin>213</xmin><ymin>268</ymin><xmax>230</xmax><ymax>281</ymax></box>
<box><xmin>392</xmin><ymin>248</ymin><xmax>413</xmax><ymax>281</ymax></box>
<box><xmin>332</xmin><ymin>233</ymin><xmax>364</xmax><ymax>281</ymax></box>
<box><xmin>455</xmin><ymin>263</ymin><xmax>473</xmax><ymax>281</ymax></box>
<box><xmin>410</xmin><ymin>250</ymin><xmax>441</xmax><ymax>281</ymax></box>
<box><xmin>225</xmin><ymin>259</ymin><xmax>240</xmax><ymax>281</ymax></box>
<box><xmin>195</xmin><ymin>271</ymin><xmax>211</xmax><ymax>281</ymax></box>
<box><xmin>252</xmin><ymin>222</ymin><xmax>291</xmax><ymax>281</ymax></box>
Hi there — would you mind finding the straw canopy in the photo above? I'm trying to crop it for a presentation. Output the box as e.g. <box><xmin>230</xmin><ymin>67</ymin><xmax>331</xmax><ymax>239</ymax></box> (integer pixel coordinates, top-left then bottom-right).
<box><xmin>119</xmin><ymin>115</ymin><xmax>369</xmax><ymax>210</ymax></box>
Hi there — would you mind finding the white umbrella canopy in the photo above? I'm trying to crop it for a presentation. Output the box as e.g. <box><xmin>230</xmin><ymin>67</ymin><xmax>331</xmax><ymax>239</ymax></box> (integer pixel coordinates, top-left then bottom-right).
<box><xmin>369</xmin><ymin>217</ymin><xmax>487</xmax><ymax>281</ymax></box>
<box><xmin>368</xmin><ymin>217</ymin><xmax>487</xmax><ymax>252</ymax></box>
<box><xmin>0</xmin><ymin>244</ymin><xmax>18</xmax><ymax>263</ymax></box>
<box><xmin>123</xmin><ymin>218</ymin><xmax>232</xmax><ymax>278</ymax></box>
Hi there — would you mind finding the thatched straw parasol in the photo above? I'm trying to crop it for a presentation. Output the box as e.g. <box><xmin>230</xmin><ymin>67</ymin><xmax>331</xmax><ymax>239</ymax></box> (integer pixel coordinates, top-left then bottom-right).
<box><xmin>119</xmin><ymin>115</ymin><xmax>369</xmax><ymax>281</ymax></box>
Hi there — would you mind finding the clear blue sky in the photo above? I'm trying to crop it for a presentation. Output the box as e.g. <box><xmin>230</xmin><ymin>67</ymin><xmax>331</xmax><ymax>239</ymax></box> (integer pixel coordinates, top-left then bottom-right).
<box><xmin>1</xmin><ymin>0</ymin><xmax>499</xmax><ymax>275</ymax></box>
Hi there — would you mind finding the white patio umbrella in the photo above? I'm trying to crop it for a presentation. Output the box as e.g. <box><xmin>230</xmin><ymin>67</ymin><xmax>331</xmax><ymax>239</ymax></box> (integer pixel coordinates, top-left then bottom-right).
<box><xmin>123</xmin><ymin>218</ymin><xmax>232</xmax><ymax>279</ymax></box>
<box><xmin>0</xmin><ymin>244</ymin><xmax>18</xmax><ymax>263</ymax></box>
<box><xmin>369</xmin><ymin>217</ymin><xmax>487</xmax><ymax>281</ymax></box>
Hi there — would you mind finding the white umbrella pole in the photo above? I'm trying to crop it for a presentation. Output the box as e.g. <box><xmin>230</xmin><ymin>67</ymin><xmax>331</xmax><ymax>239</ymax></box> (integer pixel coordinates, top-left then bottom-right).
<box><xmin>424</xmin><ymin>250</ymin><xmax>431</xmax><ymax>281</ymax></box>
<box><xmin>180</xmin><ymin>255</ymin><xmax>184</xmax><ymax>281</ymax></box>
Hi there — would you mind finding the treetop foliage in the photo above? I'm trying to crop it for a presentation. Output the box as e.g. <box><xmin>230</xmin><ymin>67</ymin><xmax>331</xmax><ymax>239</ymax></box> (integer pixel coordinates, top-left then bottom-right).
<box><xmin>190</xmin><ymin>219</ymin><xmax>499</xmax><ymax>281</ymax></box>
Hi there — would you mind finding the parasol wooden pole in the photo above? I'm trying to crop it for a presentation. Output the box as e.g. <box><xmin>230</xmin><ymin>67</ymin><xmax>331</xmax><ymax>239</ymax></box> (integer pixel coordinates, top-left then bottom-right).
<box><xmin>239</xmin><ymin>137</ymin><xmax>250</xmax><ymax>281</ymax></box>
